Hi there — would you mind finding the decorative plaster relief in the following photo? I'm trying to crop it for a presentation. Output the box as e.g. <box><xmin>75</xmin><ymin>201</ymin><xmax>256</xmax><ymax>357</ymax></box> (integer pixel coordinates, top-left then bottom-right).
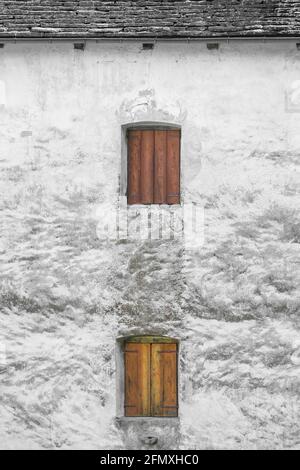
<box><xmin>117</xmin><ymin>89</ymin><xmax>187</xmax><ymax>125</ymax></box>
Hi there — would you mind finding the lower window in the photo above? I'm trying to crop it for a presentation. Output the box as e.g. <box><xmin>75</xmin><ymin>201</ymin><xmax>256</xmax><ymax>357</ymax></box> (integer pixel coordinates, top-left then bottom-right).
<box><xmin>124</xmin><ymin>337</ymin><xmax>178</xmax><ymax>417</ymax></box>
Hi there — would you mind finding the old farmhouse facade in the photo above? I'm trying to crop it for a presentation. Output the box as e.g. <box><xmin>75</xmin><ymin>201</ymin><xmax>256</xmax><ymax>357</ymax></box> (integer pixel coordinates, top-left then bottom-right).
<box><xmin>0</xmin><ymin>1</ymin><xmax>300</xmax><ymax>450</ymax></box>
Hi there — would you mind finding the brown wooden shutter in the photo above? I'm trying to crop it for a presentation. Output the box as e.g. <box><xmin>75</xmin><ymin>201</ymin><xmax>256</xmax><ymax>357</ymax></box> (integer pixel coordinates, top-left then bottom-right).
<box><xmin>128</xmin><ymin>129</ymin><xmax>180</xmax><ymax>205</ymax></box>
<box><xmin>151</xmin><ymin>343</ymin><xmax>178</xmax><ymax>417</ymax></box>
<box><xmin>166</xmin><ymin>130</ymin><xmax>180</xmax><ymax>205</ymax></box>
<box><xmin>154</xmin><ymin>130</ymin><xmax>167</xmax><ymax>204</ymax></box>
<box><xmin>124</xmin><ymin>343</ymin><xmax>150</xmax><ymax>416</ymax></box>
<box><xmin>140</xmin><ymin>130</ymin><xmax>154</xmax><ymax>204</ymax></box>
<box><xmin>127</xmin><ymin>130</ymin><xmax>142</xmax><ymax>205</ymax></box>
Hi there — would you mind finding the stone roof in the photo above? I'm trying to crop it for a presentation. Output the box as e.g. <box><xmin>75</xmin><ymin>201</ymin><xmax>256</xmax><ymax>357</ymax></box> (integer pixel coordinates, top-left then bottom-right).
<box><xmin>0</xmin><ymin>0</ymin><xmax>300</xmax><ymax>39</ymax></box>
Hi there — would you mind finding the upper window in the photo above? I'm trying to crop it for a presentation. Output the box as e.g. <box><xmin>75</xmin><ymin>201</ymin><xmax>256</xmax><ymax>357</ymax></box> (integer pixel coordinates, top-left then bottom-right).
<box><xmin>124</xmin><ymin>337</ymin><xmax>178</xmax><ymax>417</ymax></box>
<box><xmin>127</xmin><ymin>128</ymin><xmax>181</xmax><ymax>205</ymax></box>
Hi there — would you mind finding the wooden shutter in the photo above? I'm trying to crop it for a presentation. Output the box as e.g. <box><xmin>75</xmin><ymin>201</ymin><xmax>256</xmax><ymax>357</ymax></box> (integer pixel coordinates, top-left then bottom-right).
<box><xmin>154</xmin><ymin>130</ymin><xmax>167</xmax><ymax>204</ymax></box>
<box><xmin>124</xmin><ymin>343</ymin><xmax>151</xmax><ymax>416</ymax></box>
<box><xmin>128</xmin><ymin>129</ymin><xmax>180</xmax><ymax>205</ymax></box>
<box><xmin>151</xmin><ymin>343</ymin><xmax>178</xmax><ymax>417</ymax></box>
<box><xmin>127</xmin><ymin>130</ymin><xmax>142</xmax><ymax>205</ymax></box>
<box><xmin>166</xmin><ymin>130</ymin><xmax>180</xmax><ymax>204</ymax></box>
<box><xmin>140</xmin><ymin>130</ymin><xmax>154</xmax><ymax>204</ymax></box>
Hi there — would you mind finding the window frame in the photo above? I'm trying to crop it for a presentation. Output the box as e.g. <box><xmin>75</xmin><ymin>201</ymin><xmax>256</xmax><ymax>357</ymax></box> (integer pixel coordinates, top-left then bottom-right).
<box><xmin>116</xmin><ymin>335</ymin><xmax>180</xmax><ymax>419</ymax></box>
<box><xmin>120</xmin><ymin>123</ymin><xmax>182</xmax><ymax>206</ymax></box>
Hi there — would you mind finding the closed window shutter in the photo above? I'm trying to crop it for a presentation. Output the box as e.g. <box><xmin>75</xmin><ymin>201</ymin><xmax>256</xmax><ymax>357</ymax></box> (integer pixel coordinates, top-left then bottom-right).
<box><xmin>128</xmin><ymin>129</ymin><xmax>180</xmax><ymax>205</ymax></box>
<box><xmin>151</xmin><ymin>343</ymin><xmax>178</xmax><ymax>417</ymax></box>
<box><xmin>166</xmin><ymin>130</ymin><xmax>181</xmax><ymax>205</ymax></box>
<box><xmin>124</xmin><ymin>343</ymin><xmax>150</xmax><ymax>416</ymax></box>
<box><xmin>127</xmin><ymin>130</ymin><xmax>142</xmax><ymax>205</ymax></box>
<box><xmin>140</xmin><ymin>130</ymin><xmax>154</xmax><ymax>204</ymax></box>
<box><xmin>154</xmin><ymin>130</ymin><xmax>167</xmax><ymax>204</ymax></box>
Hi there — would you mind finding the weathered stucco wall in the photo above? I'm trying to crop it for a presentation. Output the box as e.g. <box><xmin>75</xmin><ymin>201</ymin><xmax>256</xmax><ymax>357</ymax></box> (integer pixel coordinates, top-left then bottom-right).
<box><xmin>0</xmin><ymin>40</ymin><xmax>299</xmax><ymax>449</ymax></box>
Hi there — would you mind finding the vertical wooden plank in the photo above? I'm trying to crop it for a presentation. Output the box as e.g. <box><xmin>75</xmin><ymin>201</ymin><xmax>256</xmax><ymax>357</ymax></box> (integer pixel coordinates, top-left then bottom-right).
<box><xmin>166</xmin><ymin>130</ymin><xmax>180</xmax><ymax>205</ymax></box>
<box><xmin>124</xmin><ymin>343</ymin><xmax>150</xmax><ymax>416</ymax></box>
<box><xmin>151</xmin><ymin>343</ymin><xmax>178</xmax><ymax>417</ymax></box>
<box><xmin>127</xmin><ymin>130</ymin><xmax>141</xmax><ymax>205</ymax></box>
<box><xmin>154</xmin><ymin>130</ymin><xmax>167</xmax><ymax>204</ymax></box>
<box><xmin>140</xmin><ymin>130</ymin><xmax>154</xmax><ymax>204</ymax></box>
